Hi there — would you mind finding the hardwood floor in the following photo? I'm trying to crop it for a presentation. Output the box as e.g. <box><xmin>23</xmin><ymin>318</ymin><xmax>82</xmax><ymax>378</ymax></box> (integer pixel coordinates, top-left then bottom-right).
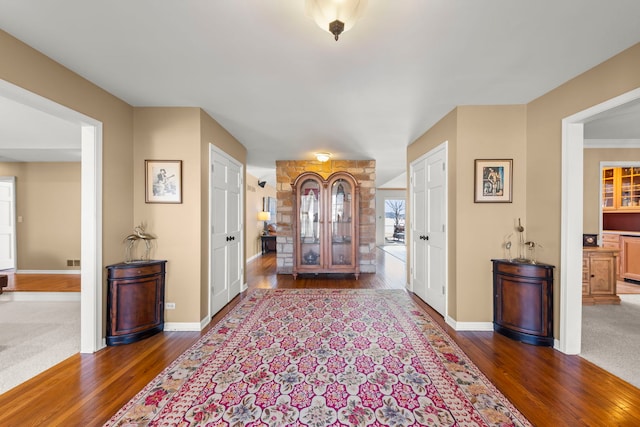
<box><xmin>618</xmin><ymin>280</ymin><xmax>640</xmax><ymax>294</ymax></box>
<box><xmin>0</xmin><ymin>271</ymin><xmax>80</xmax><ymax>292</ymax></box>
<box><xmin>0</xmin><ymin>251</ymin><xmax>639</xmax><ymax>426</ymax></box>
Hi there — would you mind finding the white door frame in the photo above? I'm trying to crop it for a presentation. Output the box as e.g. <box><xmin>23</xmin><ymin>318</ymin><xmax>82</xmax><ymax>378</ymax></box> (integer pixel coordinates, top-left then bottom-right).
<box><xmin>560</xmin><ymin>87</ymin><xmax>640</xmax><ymax>354</ymax></box>
<box><xmin>0</xmin><ymin>79</ymin><xmax>103</xmax><ymax>353</ymax></box>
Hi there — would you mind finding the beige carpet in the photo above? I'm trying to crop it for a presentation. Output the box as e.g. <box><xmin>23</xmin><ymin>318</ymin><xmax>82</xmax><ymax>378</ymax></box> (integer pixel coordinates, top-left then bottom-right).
<box><xmin>581</xmin><ymin>294</ymin><xmax>640</xmax><ymax>389</ymax></box>
<box><xmin>0</xmin><ymin>301</ymin><xmax>80</xmax><ymax>394</ymax></box>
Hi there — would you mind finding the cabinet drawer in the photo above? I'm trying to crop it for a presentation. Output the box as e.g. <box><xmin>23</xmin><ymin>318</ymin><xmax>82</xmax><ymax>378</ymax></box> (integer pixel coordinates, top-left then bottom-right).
<box><xmin>602</xmin><ymin>233</ymin><xmax>620</xmax><ymax>244</ymax></box>
<box><xmin>108</xmin><ymin>263</ymin><xmax>163</xmax><ymax>279</ymax></box>
<box><xmin>494</xmin><ymin>261</ymin><xmax>552</xmax><ymax>278</ymax></box>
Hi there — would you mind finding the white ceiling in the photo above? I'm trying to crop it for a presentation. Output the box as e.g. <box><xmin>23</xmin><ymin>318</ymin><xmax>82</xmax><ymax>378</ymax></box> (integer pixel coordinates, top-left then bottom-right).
<box><xmin>1</xmin><ymin>1</ymin><xmax>640</xmax><ymax>185</ymax></box>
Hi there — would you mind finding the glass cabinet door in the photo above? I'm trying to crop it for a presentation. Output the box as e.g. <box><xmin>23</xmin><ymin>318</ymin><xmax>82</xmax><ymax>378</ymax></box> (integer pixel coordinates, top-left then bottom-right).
<box><xmin>330</xmin><ymin>178</ymin><xmax>353</xmax><ymax>266</ymax></box>
<box><xmin>602</xmin><ymin>168</ymin><xmax>615</xmax><ymax>209</ymax></box>
<box><xmin>299</xmin><ymin>178</ymin><xmax>321</xmax><ymax>266</ymax></box>
<box><xmin>620</xmin><ymin>167</ymin><xmax>640</xmax><ymax>209</ymax></box>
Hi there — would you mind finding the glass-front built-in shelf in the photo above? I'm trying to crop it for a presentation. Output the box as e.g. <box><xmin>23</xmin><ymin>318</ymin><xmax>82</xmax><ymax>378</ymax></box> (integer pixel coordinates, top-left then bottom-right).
<box><xmin>604</xmin><ymin>167</ymin><xmax>640</xmax><ymax>211</ymax></box>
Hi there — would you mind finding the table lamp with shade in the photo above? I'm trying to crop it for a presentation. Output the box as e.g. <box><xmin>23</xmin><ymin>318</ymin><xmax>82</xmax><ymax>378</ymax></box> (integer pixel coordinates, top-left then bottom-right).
<box><xmin>258</xmin><ymin>211</ymin><xmax>271</xmax><ymax>235</ymax></box>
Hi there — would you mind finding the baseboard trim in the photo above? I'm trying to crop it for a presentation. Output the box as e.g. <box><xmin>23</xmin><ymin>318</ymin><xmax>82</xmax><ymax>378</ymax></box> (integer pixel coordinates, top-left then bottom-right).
<box><xmin>16</xmin><ymin>269</ymin><xmax>81</xmax><ymax>275</ymax></box>
<box><xmin>447</xmin><ymin>317</ymin><xmax>494</xmax><ymax>332</ymax></box>
<box><xmin>164</xmin><ymin>322</ymin><xmax>203</xmax><ymax>332</ymax></box>
<box><xmin>0</xmin><ymin>291</ymin><xmax>81</xmax><ymax>302</ymax></box>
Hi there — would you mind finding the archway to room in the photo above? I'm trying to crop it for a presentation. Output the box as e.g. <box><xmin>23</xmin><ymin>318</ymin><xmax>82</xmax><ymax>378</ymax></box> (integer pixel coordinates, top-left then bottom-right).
<box><xmin>560</xmin><ymin>87</ymin><xmax>640</xmax><ymax>356</ymax></box>
<box><xmin>0</xmin><ymin>79</ymin><xmax>103</xmax><ymax>355</ymax></box>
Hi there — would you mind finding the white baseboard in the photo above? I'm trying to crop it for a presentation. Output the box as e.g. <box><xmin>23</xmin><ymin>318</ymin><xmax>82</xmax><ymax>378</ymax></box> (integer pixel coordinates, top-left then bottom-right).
<box><xmin>164</xmin><ymin>322</ymin><xmax>203</xmax><ymax>332</ymax></box>
<box><xmin>247</xmin><ymin>253</ymin><xmax>261</xmax><ymax>263</ymax></box>
<box><xmin>0</xmin><ymin>291</ymin><xmax>81</xmax><ymax>302</ymax></box>
<box><xmin>16</xmin><ymin>269</ymin><xmax>81</xmax><ymax>275</ymax></box>
<box><xmin>446</xmin><ymin>316</ymin><xmax>494</xmax><ymax>331</ymax></box>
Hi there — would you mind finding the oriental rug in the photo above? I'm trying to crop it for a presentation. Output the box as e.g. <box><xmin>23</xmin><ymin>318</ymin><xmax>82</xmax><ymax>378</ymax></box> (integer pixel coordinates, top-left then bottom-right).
<box><xmin>105</xmin><ymin>289</ymin><xmax>531</xmax><ymax>427</ymax></box>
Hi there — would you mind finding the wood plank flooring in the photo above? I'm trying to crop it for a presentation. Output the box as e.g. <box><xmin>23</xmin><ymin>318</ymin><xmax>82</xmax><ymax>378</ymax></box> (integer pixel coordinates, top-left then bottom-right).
<box><xmin>0</xmin><ymin>271</ymin><xmax>80</xmax><ymax>292</ymax></box>
<box><xmin>0</xmin><ymin>251</ymin><xmax>639</xmax><ymax>426</ymax></box>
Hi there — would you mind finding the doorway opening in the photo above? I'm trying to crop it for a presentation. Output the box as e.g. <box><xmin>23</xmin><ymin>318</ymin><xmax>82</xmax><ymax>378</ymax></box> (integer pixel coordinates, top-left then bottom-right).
<box><xmin>560</xmin><ymin>87</ymin><xmax>640</xmax><ymax>355</ymax></box>
<box><xmin>0</xmin><ymin>79</ymin><xmax>103</xmax><ymax>354</ymax></box>
<box><xmin>384</xmin><ymin>199</ymin><xmax>406</xmax><ymax>245</ymax></box>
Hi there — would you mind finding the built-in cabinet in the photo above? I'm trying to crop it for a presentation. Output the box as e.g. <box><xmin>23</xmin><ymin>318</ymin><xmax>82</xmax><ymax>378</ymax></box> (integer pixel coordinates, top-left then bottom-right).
<box><xmin>582</xmin><ymin>248</ymin><xmax>620</xmax><ymax>305</ymax></box>
<box><xmin>601</xmin><ymin>233</ymin><xmax>621</xmax><ymax>276</ymax></box>
<box><xmin>292</xmin><ymin>171</ymin><xmax>359</xmax><ymax>279</ymax></box>
<box><xmin>620</xmin><ymin>235</ymin><xmax>640</xmax><ymax>282</ymax></box>
<box><xmin>602</xmin><ymin>167</ymin><xmax>640</xmax><ymax>211</ymax></box>
<box><xmin>602</xmin><ymin>232</ymin><xmax>640</xmax><ymax>283</ymax></box>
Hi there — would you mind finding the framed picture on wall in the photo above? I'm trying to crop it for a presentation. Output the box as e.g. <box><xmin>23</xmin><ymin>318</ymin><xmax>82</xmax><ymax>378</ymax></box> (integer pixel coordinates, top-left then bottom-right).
<box><xmin>474</xmin><ymin>159</ymin><xmax>513</xmax><ymax>203</ymax></box>
<box><xmin>145</xmin><ymin>160</ymin><xmax>183</xmax><ymax>204</ymax></box>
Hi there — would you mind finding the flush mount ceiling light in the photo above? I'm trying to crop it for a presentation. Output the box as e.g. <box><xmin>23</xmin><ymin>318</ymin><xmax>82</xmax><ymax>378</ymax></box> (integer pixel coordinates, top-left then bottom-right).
<box><xmin>305</xmin><ymin>0</ymin><xmax>368</xmax><ymax>41</ymax></box>
<box><xmin>315</xmin><ymin>152</ymin><xmax>332</xmax><ymax>162</ymax></box>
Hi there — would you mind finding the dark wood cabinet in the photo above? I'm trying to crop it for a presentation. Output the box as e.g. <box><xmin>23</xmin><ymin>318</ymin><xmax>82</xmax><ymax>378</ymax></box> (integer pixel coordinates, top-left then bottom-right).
<box><xmin>292</xmin><ymin>171</ymin><xmax>360</xmax><ymax>279</ymax></box>
<box><xmin>492</xmin><ymin>259</ymin><xmax>554</xmax><ymax>346</ymax></box>
<box><xmin>106</xmin><ymin>260</ymin><xmax>167</xmax><ymax>346</ymax></box>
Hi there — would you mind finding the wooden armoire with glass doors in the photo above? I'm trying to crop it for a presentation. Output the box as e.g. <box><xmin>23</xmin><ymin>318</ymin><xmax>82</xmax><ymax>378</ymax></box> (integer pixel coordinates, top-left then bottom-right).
<box><xmin>292</xmin><ymin>171</ymin><xmax>360</xmax><ymax>279</ymax></box>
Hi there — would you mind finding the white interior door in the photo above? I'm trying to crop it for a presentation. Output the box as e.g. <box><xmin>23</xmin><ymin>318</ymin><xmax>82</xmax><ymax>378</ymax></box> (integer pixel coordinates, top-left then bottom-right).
<box><xmin>425</xmin><ymin>147</ymin><xmax>446</xmax><ymax>315</ymax></box>
<box><xmin>410</xmin><ymin>143</ymin><xmax>447</xmax><ymax>316</ymax></box>
<box><xmin>0</xmin><ymin>177</ymin><xmax>16</xmax><ymax>270</ymax></box>
<box><xmin>411</xmin><ymin>159</ymin><xmax>427</xmax><ymax>301</ymax></box>
<box><xmin>210</xmin><ymin>145</ymin><xmax>243</xmax><ymax>317</ymax></box>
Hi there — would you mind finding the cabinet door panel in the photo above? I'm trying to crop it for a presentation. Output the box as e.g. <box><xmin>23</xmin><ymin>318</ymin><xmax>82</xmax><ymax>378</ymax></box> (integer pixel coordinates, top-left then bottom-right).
<box><xmin>620</xmin><ymin>236</ymin><xmax>640</xmax><ymax>281</ymax></box>
<box><xmin>113</xmin><ymin>277</ymin><xmax>161</xmax><ymax>334</ymax></box>
<box><xmin>589</xmin><ymin>256</ymin><xmax>615</xmax><ymax>294</ymax></box>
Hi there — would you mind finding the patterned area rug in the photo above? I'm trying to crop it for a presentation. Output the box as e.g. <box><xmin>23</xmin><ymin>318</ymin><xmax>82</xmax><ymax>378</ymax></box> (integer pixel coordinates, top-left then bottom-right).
<box><xmin>105</xmin><ymin>289</ymin><xmax>530</xmax><ymax>426</ymax></box>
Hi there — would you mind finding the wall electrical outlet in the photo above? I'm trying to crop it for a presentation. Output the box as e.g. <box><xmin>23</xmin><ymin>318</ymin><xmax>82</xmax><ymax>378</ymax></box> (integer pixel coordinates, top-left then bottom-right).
<box><xmin>165</xmin><ymin>302</ymin><xmax>176</xmax><ymax>310</ymax></box>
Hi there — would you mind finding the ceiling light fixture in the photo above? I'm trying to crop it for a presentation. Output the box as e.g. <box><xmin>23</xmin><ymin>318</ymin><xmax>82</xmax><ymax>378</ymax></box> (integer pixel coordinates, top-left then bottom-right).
<box><xmin>305</xmin><ymin>0</ymin><xmax>368</xmax><ymax>41</ymax></box>
<box><xmin>315</xmin><ymin>152</ymin><xmax>332</xmax><ymax>162</ymax></box>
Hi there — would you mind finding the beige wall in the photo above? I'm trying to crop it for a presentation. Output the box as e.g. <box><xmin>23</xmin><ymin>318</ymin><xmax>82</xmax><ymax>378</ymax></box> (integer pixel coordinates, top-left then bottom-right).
<box><xmin>0</xmin><ymin>30</ymin><xmax>134</xmax><ymax>272</ymax></box>
<box><xmin>408</xmin><ymin>42</ymin><xmax>640</xmax><ymax>332</ymax></box>
<box><xmin>407</xmin><ymin>106</ymin><xmax>527</xmax><ymax>322</ymax></box>
<box><xmin>0</xmin><ymin>162</ymin><xmax>80</xmax><ymax>271</ymax></box>
<box><xmin>133</xmin><ymin>107</ymin><xmax>248</xmax><ymax>324</ymax></box>
<box><xmin>133</xmin><ymin>107</ymin><xmax>202</xmax><ymax>324</ymax></box>
<box><xmin>246</xmin><ymin>172</ymin><xmax>277</xmax><ymax>260</ymax></box>
<box><xmin>583</xmin><ymin>148</ymin><xmax>640</xmax><ymax>233</ymax></box>
<box><xmin>527</xmin><ymin>43</ymin><xmax>640</xmax><ymax>336</ymax></box>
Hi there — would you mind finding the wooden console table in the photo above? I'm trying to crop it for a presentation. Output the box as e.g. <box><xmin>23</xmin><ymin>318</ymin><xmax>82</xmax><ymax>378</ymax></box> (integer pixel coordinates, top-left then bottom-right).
<box><xmin>492</xmin><ymin>259</ymin><xmax>554</xmax><ymax>347</ymax></box>
<box><xmin>106</xmin><ymin>260</ymin><xmax>167</xmax><ymax>346</ymax></box>
<box><xmin>261</xmin><ymin>234</ymin><xmax>277</xmax><ymax>254</ymax></box>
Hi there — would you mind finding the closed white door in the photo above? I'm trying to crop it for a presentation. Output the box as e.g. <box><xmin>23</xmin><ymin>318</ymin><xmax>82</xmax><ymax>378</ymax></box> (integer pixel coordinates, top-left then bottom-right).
<box><xmin>0</xmin><ymin>177</ymin><xmax>16</xmax><ymax>270</ymax></box>
<box><xmin>210</xmin><ymin>145</ymin><xmax>243</xmax><ymax>317</ymax></box>
<box><xmin>410</xmin><ymin>143</ymin><xmax>447</xmax><ymax>316</ymax></box>
<box><xmin>411</xmin><ymin>160</ymin><xmax>428</xmax><ymax>302</ymax></box>
<box><xmin>425</xmin><ymin>147</ymin><xmax>446</xmax><ymax>315</ymax></box>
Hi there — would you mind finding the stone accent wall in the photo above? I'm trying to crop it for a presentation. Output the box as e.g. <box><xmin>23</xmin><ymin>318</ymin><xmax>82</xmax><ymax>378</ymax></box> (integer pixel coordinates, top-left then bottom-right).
<box><xmin>275</xmin><ymin>160</ymin><xmax>376</xmax><ymax>274</ymax></box>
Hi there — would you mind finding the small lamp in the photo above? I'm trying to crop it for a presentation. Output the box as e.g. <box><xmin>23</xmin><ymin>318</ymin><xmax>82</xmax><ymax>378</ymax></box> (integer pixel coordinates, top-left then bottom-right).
<box><xmin>257</xmin><ymin>211</ymin><xmax>271</xmax><ymax>235</ymax></box>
